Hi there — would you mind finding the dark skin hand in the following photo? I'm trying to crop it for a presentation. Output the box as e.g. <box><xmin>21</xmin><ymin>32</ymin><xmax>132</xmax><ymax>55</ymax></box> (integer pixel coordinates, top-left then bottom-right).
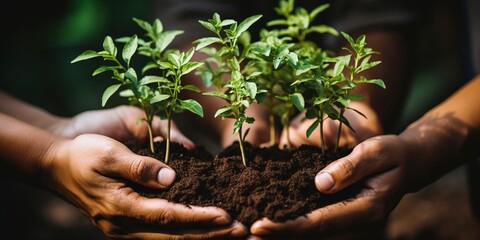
<box><xmin>0</xmin><ymin>92</ymin><xmax>249</xmax><ymax>239</ymax></box>
<box><xmin>249</xmin><ymin>76</ymin><xmax>480</xmax><ymax>239</ymax></box>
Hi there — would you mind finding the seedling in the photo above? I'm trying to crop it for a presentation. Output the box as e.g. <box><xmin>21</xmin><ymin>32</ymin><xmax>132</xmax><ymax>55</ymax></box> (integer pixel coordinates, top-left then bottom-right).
<box><xmin>71</xmin><ymin>18</ymin><xmax>204</xmax><ymax>163</ymax></box>
<box><xmin>246</xmin><ymin>0</ymin><xmax>338</xmax><ymax>148</ymax></box>
<box><xmin>195</xmin><ymin>13</ymin><xmax>263</xmax><ymax>166</ymax></box>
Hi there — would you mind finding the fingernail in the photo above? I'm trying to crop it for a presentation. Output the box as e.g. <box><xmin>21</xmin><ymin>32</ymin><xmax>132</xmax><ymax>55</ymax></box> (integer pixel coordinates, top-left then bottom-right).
<box><xmin>158</xmin><ymin>168</ymin><xmax>176</xmax><ymax>187</ymax></box>
<box><xmin>213</xmin><ymin>216</ymin><xmax>231</xmax><ymax>225</ymax></box>
<box><xmin>315</xmin><ymin>172</ymin><xmax>334</xmax><ymax>192</ymax></box>
<box><xmin>230</xmin><ymin>226</ymin><xmax>248</xmax><ymax>237</ymax></box>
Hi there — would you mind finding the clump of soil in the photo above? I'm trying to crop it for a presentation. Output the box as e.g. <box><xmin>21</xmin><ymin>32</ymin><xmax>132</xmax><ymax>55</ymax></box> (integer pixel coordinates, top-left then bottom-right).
<box><xmin>128</xmin><ymin>141</ymin><xmax>360</xmax><ymax>227</ymax></box>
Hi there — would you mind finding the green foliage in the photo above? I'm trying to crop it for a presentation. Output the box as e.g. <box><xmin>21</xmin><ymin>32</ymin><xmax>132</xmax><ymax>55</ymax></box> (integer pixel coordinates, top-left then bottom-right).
<box><xmin>196</xmin><ymin>13</ymin><xmax>263</xmax><ymax>166</ymax></box>
<box><xmin>71</xmin><ymin>18</ymin><xmax>204</xmax><ymax>163</ymax></box>
<box><xmin>245</xmin><ymin>0</ymin><xmax>339</xmax><ymax>148</ymax></box>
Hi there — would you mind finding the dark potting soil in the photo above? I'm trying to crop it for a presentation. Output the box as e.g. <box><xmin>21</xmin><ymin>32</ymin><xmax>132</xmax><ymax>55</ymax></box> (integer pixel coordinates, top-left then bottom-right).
<box><xmin>128</xmin><ymin>141</ymin><xmax>360</xmax><ymax>227</ymax></box>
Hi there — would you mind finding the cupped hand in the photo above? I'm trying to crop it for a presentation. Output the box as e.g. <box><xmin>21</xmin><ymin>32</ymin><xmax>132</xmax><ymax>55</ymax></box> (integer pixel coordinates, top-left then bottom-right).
<box><xmin>55</xmin><ymin>105</ymin><xmax>194</xmax><ymax>149</ymax></box>
<box><xmin>279</xmin><ymin>101</ymin><xmax>383</xmax><ymax>149</ymax></box>
<box><xmin>249</xmin><ymin>135</ymin><xmax>410</xmax><ymax>239</ymax></box>
<box><xmin>42</xmin><ymin>134</ymin><xmax>247</xmax><ymax>239</ymax></box>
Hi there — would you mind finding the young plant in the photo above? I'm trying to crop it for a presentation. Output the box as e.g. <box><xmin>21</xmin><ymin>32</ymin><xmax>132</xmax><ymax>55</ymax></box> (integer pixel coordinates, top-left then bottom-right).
<box><xmin>195</xmin><ymin>13</ymin><xmax>263</xmax><ymax>166</ymax></box>
<box><xmin>296</xmin><ymin>32</ymin><xmax>385</xmax><ymax>157</ymax></box>
<box><xmin>245</xmin><ymin>29</ymin><xmax>299</xmax><ymax>147</ymax></box>
<box><xmin>246</xmin><ymin>0</ymin><xmax>339</xmax><ymax>148</ymax></box>
<box><xmin>71</xmin><ymin>18</ymin><xmax>204</xmax><ymax>163</ymax></box>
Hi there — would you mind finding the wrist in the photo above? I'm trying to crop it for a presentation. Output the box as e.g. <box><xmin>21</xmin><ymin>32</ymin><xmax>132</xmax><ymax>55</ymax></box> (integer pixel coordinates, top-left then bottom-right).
<box><xmin>38</xmin><ymin>136</ymin><xmax>70</xmax><ymax>191</ymax></box>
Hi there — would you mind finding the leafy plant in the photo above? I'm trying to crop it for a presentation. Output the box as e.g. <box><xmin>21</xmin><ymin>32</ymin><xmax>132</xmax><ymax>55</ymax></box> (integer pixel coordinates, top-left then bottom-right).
<box><xmin>71</xmin><ymin>18</ymin><xmax>204</xmax><ymax>163</ymax></box>
<box><xmin>195</xmin><ymin>13</ymin><xmax>263</xmax><ymax>166</ymax></box>
<box><xmin>245</xmin><ymin>0</ymin><xmax>339</xmax><ymax>148</ymax></box>
<box><xmin>294</xmin><ymin>31</ymin><xmax>385</xmax><ymax>157</ymax></box>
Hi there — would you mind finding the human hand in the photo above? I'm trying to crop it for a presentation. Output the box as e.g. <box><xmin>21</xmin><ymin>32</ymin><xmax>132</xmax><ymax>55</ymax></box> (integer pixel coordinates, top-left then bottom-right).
<box><xmin>41</xmin><ymin>134</ymin><xmax>247</xmax><ymax>239</ymax></box>
<box><xmin>249</xmin><ymin>135</ymin><xmax>409</xmax><ymax>239</ymax></box>
<box><xmin>54</xmin><ymin>105</ymin><xmax>194</xmax><ymax>149</ymax></box>
<box><xmin>279</xmin><ymin>101</ymin><xmax>383</xmax><ymax>149</ymax></box>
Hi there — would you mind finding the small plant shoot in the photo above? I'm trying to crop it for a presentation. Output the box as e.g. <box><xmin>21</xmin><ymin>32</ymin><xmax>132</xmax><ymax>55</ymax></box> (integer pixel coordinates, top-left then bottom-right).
<box><xmin>71</xmin><ymin>18</ymin><xmax>204</xmax><ymax>163</ymax></box>
<box><xmin>195</xmin><ymin>13</ymin><xmax>263</xmax><ymax>166</ymax></box>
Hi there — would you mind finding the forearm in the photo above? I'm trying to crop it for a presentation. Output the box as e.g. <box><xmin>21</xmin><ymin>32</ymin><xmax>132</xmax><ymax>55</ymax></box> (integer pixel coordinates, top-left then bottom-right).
<box><xmin>0</xmin><ymin>91</ymin><xmax>67</xmax><ymax>134</ymax></box>
<box><xmin>400</xmin><ymin>75</ymin><xmax>480</xmax><ymax>192</ymax></box>
<box><xmin>0</xmin><ymin>112</ymin><xmax>63</xmax><ymax>181</ymax></box>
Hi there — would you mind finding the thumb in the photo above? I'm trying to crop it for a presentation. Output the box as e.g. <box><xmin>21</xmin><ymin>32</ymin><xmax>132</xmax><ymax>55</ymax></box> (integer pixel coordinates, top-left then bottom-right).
<box><xmin>108</xmin><ymin>149</ymin><xmax>177</xmax><ymax>189</ymax></box>
<box><xmin>314</xmin><ymin>137</ymin><xmax>396</xmax><ymax>194</ymax></box>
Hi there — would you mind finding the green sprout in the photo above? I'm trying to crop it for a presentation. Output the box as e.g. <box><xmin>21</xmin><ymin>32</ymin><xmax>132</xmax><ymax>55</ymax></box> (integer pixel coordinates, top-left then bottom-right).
<box><xmin>71</xmin><ymin>18</ymin><xmax>204</xmax><ymax>163</ymax></box>
<box><xmin>195</xmin><ymin>13</ymin><xmax>263</xmax><ymax>166</ymax></box>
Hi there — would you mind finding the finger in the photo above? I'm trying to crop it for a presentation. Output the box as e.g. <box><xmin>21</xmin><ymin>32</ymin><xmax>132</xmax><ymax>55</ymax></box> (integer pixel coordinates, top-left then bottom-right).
<box><xmin>250</xmin><ymin>195</ymin><xmax>386</xmax><ymax>239</ymax></box>
<box><xmin>152</xmin><ymin>116</ymin><xmax>195</xmax><ymax>150</ymax></box>
<box><xmin>315</xmin><ymin>136</ymin><xmax>399</xmax><ymax>194</ymax></box>
<box><xmin>126</xmin><ymin>197</ymin><xmax>234</xmax><ymax>227</ymax></box>
<box><xmin>120</xmin><ymin>221</ymin><xmax>248</xmax><ymax>240</ymax></box>
<box><xmin>104</xmin><ymin>148</ymin><xmax>176</xmax><ymax>189</ymax></box>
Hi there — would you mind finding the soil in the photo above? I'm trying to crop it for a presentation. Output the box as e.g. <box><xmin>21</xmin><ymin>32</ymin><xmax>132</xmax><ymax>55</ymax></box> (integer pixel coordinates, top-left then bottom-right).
<box><xmin>127</xmin><ymin>141</ymin><xmax>360</xmax><ymax>227</ymax></box>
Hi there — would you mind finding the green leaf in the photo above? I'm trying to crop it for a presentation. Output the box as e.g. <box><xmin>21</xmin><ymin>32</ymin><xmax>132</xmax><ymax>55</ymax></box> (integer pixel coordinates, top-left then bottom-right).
<box><xmin>71</xmin><ymin>50</ymin><xmax>99</xmax><ymax>63</ymax></box>
<box><xmin>194</xmin><ymin>37</ymin><xmax>223</xmax><ymax>51</ymax></box>
<box><xmin>124</xmin><ymin>68</ymin><xmax>138</xmax><ymax>86</ymax></box>
<box><xmin>156</xmin><ymin>30</ymin><xmax>184</xmax><ymax>52</ymax></box>
<box><xmin>167</xmin><ymin>53</ymin><xmax>181</xmax><ymax>67</ymax></box>
<box><xmin>266</xmin><ymin>19</ymin><xmax>288</xmax><ymax>26</ymax></box>
<box><xmin>242</xmin><ymin>128</ymin><xmax>251</xmax><ymax>142</ymax></box>
<box><xmin>214</xmin><ymin>106</ymin><xmax>232</xmax><ymax>118</ymax></box>
<box><xmin>92</xmin><ymin>65</ymin><xmax>122</xmax><ymax>76</ymax></box>
<box><xmin>122</xmin><ymin>35</ymin><xmax>138</xmax><ymax>66</ymax></box>
<box><xmin>306</xmin><ymin>120</ymin><xmax>319</xmax><ymax>138</ymax></box>
<box><xmin>119</xmin><ymin>89</ymin><xmax>134</xmax><ymax>97</ymax></box>
<box><xmin>348</xmin><ymin>107</ymin><xmax>367</xmax><ymax>119</ymax></box>
<box><xmin>220</xmin><ymin>19</ymin><xmax>236</xmax><ymax>27</ymax></box>
<box><xmin>103</xmin><ymin>36</ymin><xmax>116</xmax><ymax>56</ymax></box>
<box><xmin>236</xmin><ymin>14</ymin><xmax>262</xmax><ymax>38</ymax></box>
<box><xmin>307</xmin><ymin>25</ymin><xmax>338</xmax><ymax>36</ymax></box>
<box><xmin>358</xmin><ymin>78</ymin><xmax>386</xmax><ymax>89</ymax></box>
<box><xmin>309</xmin><ymin>3</ymin><xmax>330</xmax><ymax>20</ymax></box>
<box><xmin>181</xmin><ymin>62</ymin><xmax>204</xmax><ymax>76</ymax></box>
<box><xmin>289</xmin><ymin>93</ymin><xmax>305</xmax><ymax>111</ymax></box>
<box><xmin>295</xmin><ymin>63</ymin><xmax>318</xmax><ymax>76</ymax></box>
<box><xmin>179</xmin><ymin>99</ymin><xmax>204</xmax><ymax>117</ymax></box>
<box><xmin>203</xmin><ymin>91</ymin><xmax>229</xmax><ymax>100</ymax></box>
<box><xmin>150</xmin><ymin>93</ymin><xmax>170</xmax><ymax>103</ymax></box>
<box><xmin>199</xmin><ymin>20</ymin><xmax>216</xmax><ymax>33</ymax></box>
<box><xmin>341</xmin><ymin>32</ymin><xmax>355</xmax><ymax>46</ymax></box>
<box><xmin>142</xmin><ymin>62</ymin><xmax>159</xmax><ymax>73</ymax></box>
<box><xmin>250</xmin><ymin>42</ymin><xmax>271</xmax><ymax>57</ymax></box>
<box><xmin>133</xmin><ymin>18</ymin><xmax>152</xmax><ymax>33</ymax></box>
<box><xmin>182</xmin><ymin>47</ymin><xmax>195</xmax><ymax>64</ymax></box>
<box><xmin>152</xmin><ymin>19</ymin><xmax>163</xmax><ymax>35</ymax></box>
<box><xmin>337</xmin><ymin>97</ymin><xmax>350</xmax><ymax>107</ymax></box>
<box><xmin>245</xmin><ymin>82</ymin><xmax>257</xmax><ymax>99</ymax></box>
<box><xmin>102</xmin><ymin>84</ymin><xmax>121</xmax><ymax>107</ymax></box>
<box><xmin>139</xmin><ymin>76</ymin><xmax>170</xmax><ymax>85</ymax></box>
<box><xmin>158</xmin><ymin>61</ymin><xmax>174</xmax><ymax>70</ymax></box>
<box><xmin>182</xmin><ymin>84</ymin><xmax>201</xmax><ymax>92</ymax></box>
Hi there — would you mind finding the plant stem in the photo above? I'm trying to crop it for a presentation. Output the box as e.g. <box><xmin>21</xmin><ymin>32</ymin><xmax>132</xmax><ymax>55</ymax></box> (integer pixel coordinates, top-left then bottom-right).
<box><xmin>238</xmin><ymin>125</ymin><xmax>247</xmax><ymax>167</ymax></box>
<box><xmin>335</xmin><ymin>122</ymin><xmax>342</xmax><ymax>153</ymax></box>
<box><xmin>146</xmin><ymin>122</ymin><xmax>155</xmax><ymax>154</ymax></box>
<box><xmin>165</xmin><ymin>115</ymin><xmax>171</xmax><ymax>164</ymax></box>
<box><xmin>319</xmin><ymin>115</ymin><xmax>325</xmax><ymax>158</ymax></box>
<box><xmin>269</xmin><ymin>113</ymin><xmax>276</xmax><ymax>146</ymax></box>
<box><xmin>334</xmin><ymin>108</ymin><xmax>345</xmax><ymax>153</ymax></box>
